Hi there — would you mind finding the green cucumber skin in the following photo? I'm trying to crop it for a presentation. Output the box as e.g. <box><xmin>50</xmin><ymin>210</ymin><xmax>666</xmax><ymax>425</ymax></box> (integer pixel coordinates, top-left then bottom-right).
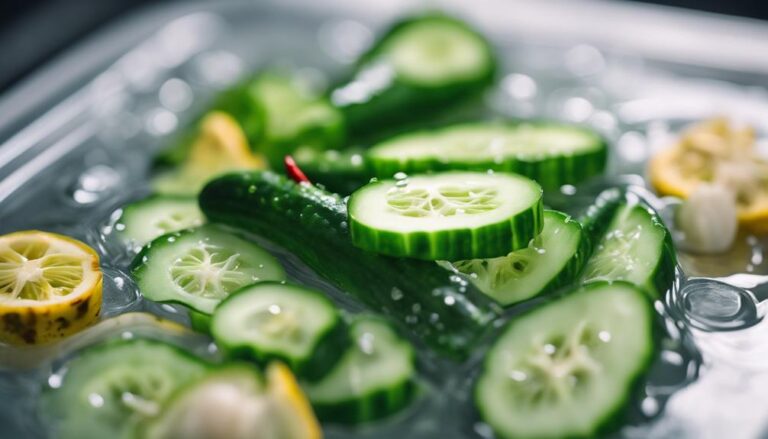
<box><xmin>579</xmin><ymin>189</ymin><xmax>677</xmax><ymax>298</ymax></box>
<box><xmin>332</xmin><ymin>14</ymin><xmax>496</xmax><ymax>138</ymax></box>
<box><xmin>188</xmin><ymin>310</ymin><xmax>212</xmax><ymax>334</ymax></box>
<box><xmin>526</xmin><ymin>212</ymin><xmax>590</xmax><ymax>301</ymax></box>
<box><xmin>348</xmin><ymin>181</ymin><xmax>544</xmax><ymax>260</ymax></box>
<box><xmin>313</xmin><ymin>380</ymin><xmax>416</xmax><ymax>425</ymax></box>
<box><xmin>199</xmin><ymin>171</ymin><xmax>502</xmax><ymax>360</ymax></box>
<box><xmin>366</xmin><ymin>122</ymin><xmax>608</xmax><ymax>189</ymax></box>
<box><xmin>212</xmin><ymin>282</ymin><xmax>350</xmax><ymax>383</ymax></box>
<box><xmin>474</xmin><ymin>281</ymin><xmax>657</xmax><ymax>439</ymax></box>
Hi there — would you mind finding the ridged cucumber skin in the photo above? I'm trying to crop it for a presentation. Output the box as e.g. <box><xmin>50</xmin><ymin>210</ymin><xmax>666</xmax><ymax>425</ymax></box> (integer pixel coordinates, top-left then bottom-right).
<box><xmin>307</xmin><ymin>316</ymin><xmax>416</xmax><ymax>425</ymax></box>
<box><xmin>474</xmin><ymin>281</ymin><xmax>657</xmax><ymax>439</ymax></box>
<box><xmin>313</xmin><ymin>380</ymin><xmax>416</xmax><ymax>425</ymax></box>
<box><xmin>211</xmin><ymin>282</ymin><xmax>349</xmax><ymax>383</ymax></box>
<box><xmin>349</xmin><ymin>177</ymin><xmax>544</xmax><ymax>261</ymax></box>
<box><xmin>332</xmin><ymin>14</ymin><xmax>496</xmax><ymax>138</ymax></box>
<box><xmin>199</xmin><ymin>171</ymin><xmax>502</xmax><ymax>360</ymax></box>
<box><xmin>579</xmin><ymin>189</ymin><xmax>677</xmax><ymax>298</ymax></box>
<box><xmin>366</xmin><ymin>122</ymin><xmax>608</xmax><ymax>189</ymax></box>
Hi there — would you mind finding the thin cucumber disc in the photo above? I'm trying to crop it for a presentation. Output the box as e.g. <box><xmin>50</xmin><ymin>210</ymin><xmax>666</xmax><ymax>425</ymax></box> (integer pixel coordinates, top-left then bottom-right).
<box><xmin>131</xmin><ymin>225</ymin><xmax>285</xmax><ymax>314</ymax></box>
<box><xmin>41</xmin><ymin>339</ymin><xmax>210</xmax><ymax>439</ymax></box>
<box><xmin>582</xmin><ymin>202</ymin><xmax>673</xmax><ymax>297</ymax></box>
<box><xmin>451</xmin><ymin>210</ymin><xmax>586</xmax><ymax>306</ymax></box>
<box><xmin>303</xmin><ymin>316</ymin><xmax>416</xmax><ymax>424</ymax></box>
<box><xmin>378</xmin><ymin>16</ymin><xmax>494</xmax><ymax>86</ymax></box>
<box><xmin>367</xmin><ymin>122</ymin><xmax>607</xmax><ymax>189</ymax></box>
<box><xmin>475</xmin><ymin>282</ymin><xmax>655</xmax><ymax>439</ymax></box>
<box><xmin>349</xmin><ymin>171</ymin><xmax>543</xmax><ymax>260</ymax></box>
<box><xmin>117</xmin><ymin>195</ymin><xmax>204</xmax><ymax>247</ymax></box>
<box><xmin>211</xmin><ymin>282</ymin><xmax>347</xmax><ymax>381</ymax></box>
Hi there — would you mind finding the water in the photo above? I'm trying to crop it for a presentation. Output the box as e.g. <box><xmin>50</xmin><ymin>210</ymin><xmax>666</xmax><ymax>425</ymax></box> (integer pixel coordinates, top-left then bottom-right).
<box><xmin>1</xmin><ymin>6</ymin><xmax>768</xmax><ymax>439</ymax></box>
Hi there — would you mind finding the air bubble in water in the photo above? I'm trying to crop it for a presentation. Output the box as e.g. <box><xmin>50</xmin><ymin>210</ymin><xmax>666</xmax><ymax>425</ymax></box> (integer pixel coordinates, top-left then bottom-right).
<box><xmin>681</xmin><ymin>279</ymin><xmax>761</xmax><ymax>331</ymax></box>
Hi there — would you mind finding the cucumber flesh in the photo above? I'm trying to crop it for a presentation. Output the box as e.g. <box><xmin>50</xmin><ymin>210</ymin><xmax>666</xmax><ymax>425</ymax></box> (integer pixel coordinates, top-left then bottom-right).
<box><xmin>349</xmin><ymin>171</ymin><xmax>543</xmax><ymax>260</ymax></box>
<box><xmin>475</xmin><ymin>282</ymin><xmax>655</xmax><ymax>439</ymax></box>
<box><xmin>211</xmin><ymin>282</ymin><xmax>347</xmax><ymax>381</ymax></box>
<box><xmin>366</xmin><ymin>122</ymin><xmax>607</xmax><ymax>189</ymax></box>
<box><xmin>41</xmin><ymin>339</ymin><xmax>210</xmax><ymax>439</ymax></box>
<box><xmin>451</xmin><ymin>210</ymin><xmax>586</xmax><ymax>306</ymax></box>
<box><xmin>581</xmin><ymin>202</ymin><xmax>673</xmax><ymax>297</ymax></box>
<box><xmin>117</xmin><ymin>195</ymin><xmax>204</xmax><ymax>247</ymax></box>
<box><xmin>131</xmin><ymin>225</ymin><xmax>286</xmax><ymax>314</ymax></box>
<box><xmin>303</xmin><ymin>316</ymin><xmax>416</xmax><ymax>424</ymax></box>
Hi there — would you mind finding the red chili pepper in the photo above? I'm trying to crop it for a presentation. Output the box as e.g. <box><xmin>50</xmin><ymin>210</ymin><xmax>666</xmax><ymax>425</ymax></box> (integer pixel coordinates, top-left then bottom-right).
<box><xmin>284</xmin><ymin>155</ymin><xmax>311</xmax><ymax>184</ymax></box>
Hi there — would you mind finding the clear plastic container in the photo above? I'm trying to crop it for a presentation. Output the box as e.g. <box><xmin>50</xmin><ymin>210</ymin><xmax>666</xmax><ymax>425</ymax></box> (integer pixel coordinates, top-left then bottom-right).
<box><xmin>1</xmin><ymin>1</ymin><xmax>768</xmax><ymax>437</ymax></box>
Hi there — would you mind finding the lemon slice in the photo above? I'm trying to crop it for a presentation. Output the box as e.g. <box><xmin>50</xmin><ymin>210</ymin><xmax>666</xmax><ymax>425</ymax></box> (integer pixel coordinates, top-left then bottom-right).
<box><xmin>153</xmin><ymin>112</ymin><xmax>267</xmax><ymax>195</ymax></box>
<box><xmin>0</xmin><ymin>231</ymin><xmax>102</xmax><ymax>344</ymax></box>
<box><xmin>648</xmin><ymin>118</ymin><xmax>768</xmax><ymax>234</ymax></box>
<box><xmin>140</xmin><ymin>363</ymin><xmax>322</xmax><ymax>439</ymax></box>
<box><xmin>266</xmin><ymin>363</ymin><xmax>323</xmax><ymax>439</ymax></box>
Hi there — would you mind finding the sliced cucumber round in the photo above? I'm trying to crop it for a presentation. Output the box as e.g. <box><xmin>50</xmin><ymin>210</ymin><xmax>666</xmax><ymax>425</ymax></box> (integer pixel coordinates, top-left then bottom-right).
<box><xmin>366</xmin><ymin>122</ymin><xmax>607</xmax><ymax>189</ymax></box>
<box><xmin>211</xmin><ymin>282</ymin><xmax>348</xmax><ymax>381</ymax></box>
<box><xmin>581</xmin><ymin>202</ymin><xmax>675</xmax><ymax>298</ymax></box>
<box><xmin>376</xmin><ymin>15</ymin><xmax>494</xmax><ymax>86</ymax></box>
<box><xmin>349</xmin><ymin>171</ymin><xmax>543</xmax><ymax>260</ymax></box>
<box><xmin>303</xmin><ymin>315</ymin><xmax>416</xmax><ymax>424</ymax></box>
<box><xmin>131</xmin><ymin>225</ymin><xmax>286</xmax><ymax>314</ymax></box>
<box><xmin>41</xmin><ymin>339</ymin><xmax>210</xmax><ymax>439</ymax></box>
<box><xmin>451</xmin><ymin>210</ymin><xmax>587</xmax><ymax>306</ymax></box>
<box><xmin>140</xmin><ymin>364</ymin><xmax>321</xmax><ymax>439</ymax></box>
<box><xmin>332</xmin><ymin>14</ymin><xmax>496</xmax><ymax>137</ymax></box>
<box><xmin>475</xmin><ymin>282</ymin><xmax>655</xmax><ymax>439</ymax></box>
<box><xmin>116</xmin><ymin>195</ymin><xmax>204</xmax><ymax>247</ymax></box>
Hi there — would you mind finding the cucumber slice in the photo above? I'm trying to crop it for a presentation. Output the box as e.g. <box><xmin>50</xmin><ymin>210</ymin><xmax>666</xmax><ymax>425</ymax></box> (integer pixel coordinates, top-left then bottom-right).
<box><xmin>140</xmin><ymin>364</ymin><xmax>321</xmax><ymax>439</ymax></box>
<box><xmin>245</xmin><ymin>72</ymin><xmax>345</xmax><ymax>166</ymax></box>
<box><xmin>581</xmin><ymin>202</ymin><xmax>675</xmax><ymax>297</ymax></box>
<box><xmin>332</xmin><ymin>14</ymin><xmax>495</xmax><ymax>137</ymax></box>
<box><xmin>451</xmin><ymin>210</ymin><xmax>587</xmax><ymax>306</ymax></box>
<box><xmin>211</xmin><ymin>282</ymin><xmax>348</xmax><ymax>381</ymax></box>
<box><xmin>303</xmin><ymin>316</ymin><xmax>416</xmax><ymax>424</ymax></box>
<box><xmin>131</xmin><ymin>225</ymin><xmax>285</xmax><ymax>314</ymax></box>
<box><xmin>41</xmin><ymin>339</ymin><xmax>210</xmax><ymax>439</ymax></box>
<box><xmin>367</xmin><ymin>122</ymin><xmax>607</xmax><ymax>189</ymax></box>
<box><xmin>116</xmin><ymin>195</ymin><xmax>204</xmax><ymax>247</ymax></box>
<box><xmin>475</xmin><ymin>282</ymin><xmax>655</xmax><ymax>439</ymax></box>
<box><xmin>349</xmin><ymin>171</ymin><xmax>543</xmax><ymax>260</ymax></box>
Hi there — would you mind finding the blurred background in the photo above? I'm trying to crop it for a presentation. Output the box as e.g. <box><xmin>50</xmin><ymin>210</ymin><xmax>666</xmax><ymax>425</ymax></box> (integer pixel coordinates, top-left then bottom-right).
<box><xmin>1</xmin><ymin>0</ymin><xmax>768</xmax><ymax>94</ymax></box>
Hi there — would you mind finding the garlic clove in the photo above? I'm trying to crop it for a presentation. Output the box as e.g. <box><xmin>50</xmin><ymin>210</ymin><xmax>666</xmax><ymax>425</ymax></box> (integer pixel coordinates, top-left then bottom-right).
<box><xmin>676</xmin><ymin>183</ymin><xmax>738</xmax><ymax>254</ymax></box>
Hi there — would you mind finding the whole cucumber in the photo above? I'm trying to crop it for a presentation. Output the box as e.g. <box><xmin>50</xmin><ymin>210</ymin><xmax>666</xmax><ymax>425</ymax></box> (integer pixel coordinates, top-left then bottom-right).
<box><xmin>199</xmin><ymin>171</ymin><xmax>502</xmax><ymax>359</ymax></box>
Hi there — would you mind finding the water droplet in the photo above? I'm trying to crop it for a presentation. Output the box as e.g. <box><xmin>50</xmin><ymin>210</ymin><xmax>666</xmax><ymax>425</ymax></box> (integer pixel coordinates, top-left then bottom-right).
<box><xmin>682</xmin><ymin>279</ymin><xmax>761</xmax><ymax>331</ymax></box>
<box><xmin>390</xmin><ymin>288</ymin><xmax>404</xmax><ymax>301</ymax></box>
<box><xmin>48</xmin><ymin>373</ymin><xmax>63</xmax><ymax>389</ymax></box>
<box><xmin>268</xmin><ymin>304</ymin><xmax>282</xmax><ymax>315</ymax></box>
<box><xmin>444</xmin><ymin>295</ymin><xmax>456</xmax><ymax>306</ymax></box>
<box><xmin>358</xmin><ymin>332</ymin><xmax>376</xmax><ymax>355</ymax></box>
<box><xmin>158</xmin><ymin>78</ymin><xmax>193</xmax><ymax>112</ymax></box>
<box><xmin>502</xmin><ymin>73</ymin><xmax>537</xmax><ymax>100</ymax></box>
<box><xmin>641</xmin><ymin>396</ymin><xmax>659</xmax><ymax>416</ymax></box>
<box><xmin>88</xmin><ymin>393</ymin><xmax>105</xmax><ymax>408</ymax></box>
<box><xmin>598</xmin><ymin>331</ymin><xmax>611</xmax><ymax>342</ymax></box>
